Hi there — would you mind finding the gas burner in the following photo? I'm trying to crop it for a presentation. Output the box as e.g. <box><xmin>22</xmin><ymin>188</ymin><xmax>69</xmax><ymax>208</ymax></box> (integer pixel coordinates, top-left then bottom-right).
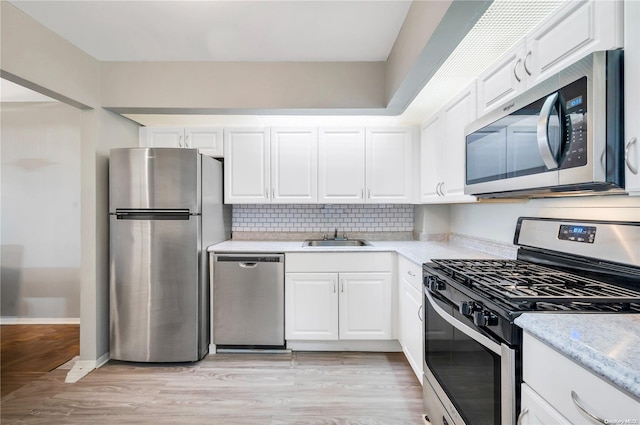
<box><xmin>431</xmin><ymin>259</ymin><xmax>640</xmax><ymax>304</ymax></box>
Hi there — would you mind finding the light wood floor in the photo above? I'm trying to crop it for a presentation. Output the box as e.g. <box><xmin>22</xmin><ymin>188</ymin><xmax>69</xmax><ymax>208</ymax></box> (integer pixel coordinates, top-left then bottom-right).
<box><xmin>1</xmin><ymin>324</ymin><xmax>80</xmax><ymax>398</ymax></box>
<box><xmin>1</xmin><ymin>351</ymin><xmax>425</xmax><ymax>424</ymax></box>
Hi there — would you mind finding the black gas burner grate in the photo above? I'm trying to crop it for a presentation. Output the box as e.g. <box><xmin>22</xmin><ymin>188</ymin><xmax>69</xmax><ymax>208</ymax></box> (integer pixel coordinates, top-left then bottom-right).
<box><xmin>431</xmin><ymin>259</ymin><xmax>640</xmax><ymax>303</ymax></box>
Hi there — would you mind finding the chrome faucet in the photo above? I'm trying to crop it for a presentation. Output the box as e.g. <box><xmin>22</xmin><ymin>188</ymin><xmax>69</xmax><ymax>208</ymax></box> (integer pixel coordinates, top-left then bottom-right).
<box><xmin>333</xmin><ymin>227</ymin><xmax>347</xmax><ymax>241</ymax></box>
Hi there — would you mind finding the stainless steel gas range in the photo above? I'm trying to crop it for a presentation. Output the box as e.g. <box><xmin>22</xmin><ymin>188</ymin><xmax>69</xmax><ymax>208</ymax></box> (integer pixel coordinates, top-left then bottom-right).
<box><xmin>421</xmin><ymin>217</ymin><xmax>640</xmax><ymax>425</ymax></box>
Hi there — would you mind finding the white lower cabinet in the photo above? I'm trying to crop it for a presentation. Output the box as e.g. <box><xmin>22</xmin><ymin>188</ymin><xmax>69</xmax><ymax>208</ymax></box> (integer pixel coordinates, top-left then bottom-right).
<box><xmin>285</xmin><ymin>253</ymin><xmax>394</xmax><ymax>342</ymax></box>
<box><xmin>398</xmin><ymin>255</ymin><xmax>423</xmax><ymax>383</ymax></box>
<box><xmin>285</xmin><ymin>272</ymin><xmax>339</xmax><ymax>340</ymax></box>
<box><xmin>522</xmin><ymin>332</ymin><xmax>639</xmax><ymax>425</ymax></box>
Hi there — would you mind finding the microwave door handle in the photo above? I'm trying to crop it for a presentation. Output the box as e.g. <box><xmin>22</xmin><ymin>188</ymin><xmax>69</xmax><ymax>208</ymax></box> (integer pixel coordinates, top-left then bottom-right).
<box><xmin>537</xmin><ymin>92</ymin><xmax>560</xmax><ymax>170</ymax></box>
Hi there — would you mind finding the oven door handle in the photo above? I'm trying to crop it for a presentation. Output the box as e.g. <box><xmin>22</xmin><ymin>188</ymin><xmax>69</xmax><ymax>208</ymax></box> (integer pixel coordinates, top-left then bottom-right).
<box><xmin>424</xmin><ymin>288</ymin><xmax>501</xmax><ymax>355</ymax></box>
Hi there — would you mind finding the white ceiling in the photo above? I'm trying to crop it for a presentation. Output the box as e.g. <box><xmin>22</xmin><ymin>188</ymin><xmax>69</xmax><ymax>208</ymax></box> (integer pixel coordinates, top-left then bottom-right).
<box><xmin>9</xmin><ymin>0</ymin><xmax>412</xmax><ymax>62</ymax></box>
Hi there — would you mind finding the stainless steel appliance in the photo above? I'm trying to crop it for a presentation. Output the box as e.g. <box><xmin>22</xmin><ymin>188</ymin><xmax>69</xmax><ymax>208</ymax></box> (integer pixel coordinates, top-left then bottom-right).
<box><xmin>109</xmin><ymin>148</ymin><xmax>230</xmax><ymax>362</ymax></box>
<box><xmin>464</xmin><ymin>51</ymin><xmax>624</xmax><ymax>198</ymax></box>
<box><xmin>212</xmin><ymin>253</ymin><xmax>285</xmax><ymax>348</ymax></box>
<box><xmin>422</xmin><ymin>217</ymin><xmax>640</xmax><ymax>425</ymax></box>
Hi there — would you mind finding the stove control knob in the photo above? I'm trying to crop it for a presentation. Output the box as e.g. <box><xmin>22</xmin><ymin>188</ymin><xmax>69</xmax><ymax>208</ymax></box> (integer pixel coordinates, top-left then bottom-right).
<box><xmin>427</xmin><ymin>276</ymin><xmax>445</xmax><ymax>292</ymax></box>
<box><xmin>459</xmin><ymin>301</ymin><xmax>476</xmax><ymax>316</ymax></box>
<box><xmin>474</xmin><ymin>310</ymin><xmax>498</xmax><ymax>327</ymax></box>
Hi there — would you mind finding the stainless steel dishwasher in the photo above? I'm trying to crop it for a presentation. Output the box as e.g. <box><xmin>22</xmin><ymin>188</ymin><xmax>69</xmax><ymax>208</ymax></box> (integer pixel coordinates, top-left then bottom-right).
<box><xmin>212</xmin><ymin>253</ymin><xmax>285</xmax><ymax>348</ymax></box>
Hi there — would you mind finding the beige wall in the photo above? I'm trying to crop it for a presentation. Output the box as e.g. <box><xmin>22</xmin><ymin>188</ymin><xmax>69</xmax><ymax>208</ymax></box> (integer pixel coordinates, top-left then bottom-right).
<box><xmin>0</xmin><ymin>2</ymin><xmax>99</xmax><ymax>108</ymax></box>
<box><xmin>101</xmin><ymin>61</ymin><xmax>386</xmax><ymax>114</ymax></box>
<box><xmin>1</xmin><ymin>101</ymin><xmax>82</xmax><ymax>319</ymax></box>
<box><xmin>385</xmin><ymin>1</ymin><xmax>451</xmax><ymax>103</ymax></box>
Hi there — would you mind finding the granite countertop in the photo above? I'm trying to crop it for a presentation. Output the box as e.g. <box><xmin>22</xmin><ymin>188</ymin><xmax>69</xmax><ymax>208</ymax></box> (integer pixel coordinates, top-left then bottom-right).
<box><xmin>207</xmin><ymin>240</ymin><xmax>503</xmax><ymax>264</ymax></box>
<box><xmin>515</xmin><ymin>313</ymin><xmax>640</xmax><ymax>399</ymax></box>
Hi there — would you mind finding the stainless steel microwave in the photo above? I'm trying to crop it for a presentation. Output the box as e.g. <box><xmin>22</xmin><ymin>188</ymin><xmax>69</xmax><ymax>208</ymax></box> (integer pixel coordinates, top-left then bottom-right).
<box><xmin>464</xmin><ymin>50</ymin><xmax>624</xmax><ymax>198</ymax></box>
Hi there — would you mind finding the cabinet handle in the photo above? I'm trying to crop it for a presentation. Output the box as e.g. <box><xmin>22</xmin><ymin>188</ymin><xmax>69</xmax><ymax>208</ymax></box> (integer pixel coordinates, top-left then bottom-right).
<box><xmin>333</xmin><ymin>280</ymin><xmax>337</xmax><ymax>293</ymax></box>
<box><xmin>178</xmin><ymin>135</ymin><xmax>183</xmax><ymax>148</ymax></box>
<box><xmin>418</xmin><ymin>305</ymin><xmax>423</xmax><ymax>322</ymax></box>
<box><xmin>516</xmin><ymin>407</ymin><xmax>528</xmax><ymax>425</ymax></box>
<box><xmin>340</xmin><ymin>280</ymin><xmax>344</xmax><ymax>293</ymax></box>
<box><xmin>265</xmin><ymin>188</ymin><xmax>269</xmax><ymax>199</ymax></box>
<box><xmin>185</xmin><ymin>135</ymin><xmax>190</xmax><ymax>148</ymax></box>
<box><xmin>367</xmin><ymin>188</ymin><xmax>371</xmax><ymax>199</ymax></box>
<box><xmin>435</xmin><ymin>182</ymin><xmax>442</xmax><ymax>197</ymax></box>
<box><xmin>513</xmin><ymin>58</ymin><xmax>522</xmax><ymax>83</ymax></box>
<box><xmin>524</xmin><ymin>51</ymin><xmax>532</xmax><ymax>76</ymax></box>
<box><xmin>439</xmin><ymin>182</ymin><xmax>445</xmax><ymax>196</ymax></box>
<box><xmin>272</xmin><ymin>188</ymin><xmax>275</xmax><ymax>199</ymax></box>
<box><xmin>625</xmin><ymin>137</ymin><xmax>638</xmax><ymax>174</ymax></box>
<box><xmin>407</xmin><ymin>270</ymin><xmax>415</xmax><ymax>277</ymax></box>
<box><xmin>360</xmin><ymin>188</ymin><xmax>364</xmax><ymax>199</ymax></box>
<box><xmin>570</xmin><ymin>391</ymin><xmax>607</xmax><ymax>424</ymax></box>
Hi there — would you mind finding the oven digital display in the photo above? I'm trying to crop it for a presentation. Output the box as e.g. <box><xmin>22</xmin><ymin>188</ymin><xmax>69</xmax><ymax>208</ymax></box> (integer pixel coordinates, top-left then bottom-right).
<box><xmin>558</xmin><ymin>224</ymin><xmax>596</xmax><ymax>243</ymax></box>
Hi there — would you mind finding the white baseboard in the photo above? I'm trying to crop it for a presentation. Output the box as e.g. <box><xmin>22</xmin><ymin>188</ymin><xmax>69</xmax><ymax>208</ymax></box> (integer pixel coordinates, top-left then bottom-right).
<box><xmin>0</xmin><ymin>317</ymin><xmax>80</xmax><ymax>325</ymax></box>
<box><xmin>64</xmin><ymin>352</ymin><xmax>110</xmax><ymax>383</ymax></box>
<box><xmin>286</xmin><ymin>340</ymin><xmax>402</xmax><ymax>352</ymax></box>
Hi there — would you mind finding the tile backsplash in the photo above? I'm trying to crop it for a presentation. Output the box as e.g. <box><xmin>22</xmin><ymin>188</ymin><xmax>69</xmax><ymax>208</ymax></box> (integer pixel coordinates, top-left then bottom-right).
<box><xmin>232</xmin><ymin>204</ymin><xmax>414</xmax><ymax>232</ymax></box>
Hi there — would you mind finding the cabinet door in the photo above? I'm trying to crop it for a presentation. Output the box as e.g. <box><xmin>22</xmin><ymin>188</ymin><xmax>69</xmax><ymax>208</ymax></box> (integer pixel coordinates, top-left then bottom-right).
<box><xmin>476</xmin><ymin>42</ymin><xmax>527</xmax><ymax>116</ymax></box>
<box><xmin>625</xmin><ymin>0</ymin><xmax>640</xmax><ymax>196</ymax></box>
<box><xmin>365</xmin><ymin>128</ymin><xmax>413</xmax><ymax>203</ymax></box>
<box><xmin>271</xmin><ymin>128</ymin><xmax>318</xmax><ymax>203</ymax></box>
<box><xmin>525</xmin><ymin>0</ymin><xmax>623</xmax><ymax>88</ymax></box>
<box><xmin>141</xmin><ymin>127</ymin><xmax>184</xmax><ymax>148</ymax></box>
<box><xmin>223</xmin><ymin>128</ymin><xmax>270</xmax><ymax>203</ymax></box>
<box><xmin>318</xmin><ymin>128</ymin><xmax>366</xmax><ymax>203</ymax></box>
<box><xmin>285</xmin><ymin>272</ymin><xmax>338</xmax><ymax>340</ymax></box>
<box><xmin>339</xmin><ymin>272</ymin><xmax>392</xmax><ymax>340</ymax></box>
<box><xmin>185</xmin><ymin>127</ymin><xmax>223</xmax><ymax>157</ymax></box>
<box><xmin>420</xmin><ymin>114</ymin><xmax>443</xmax><ymax>202</ymax></box>
<box><xmin>520</xmin><ymin>384</ymin><xmax>571</xmax><ymax>425</ymax></box>
<box><xmin>441</xmin><ymin>82</ymin><xmax>477</xmax><ymax>201</ymax></box>
<box><xmin>400</xmin><ymin>272</ymin><xmax>423</xmax><ymax>383</ymax></box>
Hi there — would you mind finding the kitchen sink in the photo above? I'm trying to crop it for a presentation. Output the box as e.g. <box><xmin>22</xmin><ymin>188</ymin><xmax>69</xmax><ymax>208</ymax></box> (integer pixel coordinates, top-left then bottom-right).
<box><xmin>303</xmin><ymin>239</ymin><xmax>371</xmax><ymax>247</ymax></box>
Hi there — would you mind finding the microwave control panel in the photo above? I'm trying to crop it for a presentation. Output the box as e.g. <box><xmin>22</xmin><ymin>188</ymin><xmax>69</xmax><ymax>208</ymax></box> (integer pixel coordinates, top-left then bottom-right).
<box><xmin>560</xmin><ymin>77</ymin><xmax>588</xmax><ymax>169</ymax></box>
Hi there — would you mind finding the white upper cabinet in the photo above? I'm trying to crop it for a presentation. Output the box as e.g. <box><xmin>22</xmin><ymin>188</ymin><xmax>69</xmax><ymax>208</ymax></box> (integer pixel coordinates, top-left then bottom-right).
<box><xmin>318</xmin><ymin>128</ymin><xmax>366</xmax><ymax>203</ymax></box>
<box><xmin>184</xmin><ymin>127</ymin><xmax>223</xmax><ymax>157</ymax></box>
<box><xmin>525</xmin><ymin>0</ymin><xmax>623</xmax><ymax>87</ymax></box>
<box><xmin>365</xmin><ymin>128</ymin><xmax>413</xmax><ymax>203</ymax></box>
<box><xmin>477</xmin><ymin>0</ymin><xmax>623</xmax><ymax>116</ymax></box>
<box><xmin>223</xmin><ymin>128</ymin><xmax>270</xmax><ymax>204</ymax></box>
<box><xmin>420</xmin><ymin>114</ymin><xmax>443</xmax><ymax>203</ymax></box>
<box><xmin>421</xmin><ymin>83</ymin><xmax>477</xmax><ymax>204</ymax></box>
<box><xmin>441</xmin><ymin>83</ymin><xmax>476</xmax><ymax>200</ymax></box>
<box><xmin>625</xmin><ymin>0</ymin><xmax>640</xmax><ymax>196</ymax></box>
<box><xmin>270</xmin><ymin>128</ymin><xmax>318</xmax><ymax>203</ymax></box>
<box><xmin>140</xmin><ymin>127</ymin><xmax>224</xmax><ymax>157</ymax></box>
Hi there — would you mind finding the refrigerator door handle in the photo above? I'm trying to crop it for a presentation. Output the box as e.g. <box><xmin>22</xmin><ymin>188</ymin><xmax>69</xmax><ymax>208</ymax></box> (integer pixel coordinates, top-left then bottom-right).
<box><xmin>114</xmin><ymin>209</ymin><xmax>191</xmax><ymax>220</ymax></box>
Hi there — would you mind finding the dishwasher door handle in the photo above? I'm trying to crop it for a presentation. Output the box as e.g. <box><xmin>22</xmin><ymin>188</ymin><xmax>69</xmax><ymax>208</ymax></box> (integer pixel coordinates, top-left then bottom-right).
<box><xmin>238</xmin><ymin>262</ymin><xmax>258</xmax><ymax>268</ymax></box>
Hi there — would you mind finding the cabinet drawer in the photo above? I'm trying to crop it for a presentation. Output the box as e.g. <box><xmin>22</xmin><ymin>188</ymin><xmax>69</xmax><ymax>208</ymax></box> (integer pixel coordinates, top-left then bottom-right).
<box><xmin>523</xmin><ymin>332</ymin><xmax>639</xmax><ymax>424</ymax></box>
<box><xmin>398</xmin><ymin>254</ymin><xmax>422</xmax><ymax>291</ymax></box>
<box><xmin>286</xmin><ymin>252</ymin><xmax>392</xmax><ymax>273</ymax></box>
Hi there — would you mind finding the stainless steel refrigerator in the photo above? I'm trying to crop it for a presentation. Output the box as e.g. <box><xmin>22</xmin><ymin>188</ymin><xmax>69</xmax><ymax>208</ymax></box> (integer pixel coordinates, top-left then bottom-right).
<box><xmin>109</xmin><ymin>148</ymin><xmax>230</xmax><ymax>362</ymax></box>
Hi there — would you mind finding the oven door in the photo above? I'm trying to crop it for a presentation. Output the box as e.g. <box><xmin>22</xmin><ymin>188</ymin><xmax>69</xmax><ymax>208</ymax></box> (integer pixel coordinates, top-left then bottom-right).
<box><xmin>422</xmin><ymin>287</ymin><xmax>517</xmax><ymax>425</ymax></box>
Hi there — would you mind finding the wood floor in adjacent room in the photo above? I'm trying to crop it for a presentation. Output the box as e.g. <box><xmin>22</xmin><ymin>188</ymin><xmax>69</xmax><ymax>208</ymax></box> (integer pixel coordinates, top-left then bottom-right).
<box><xmin>1</xmin><ymin>351</ymin><xmax>425</xmax><ymax>425</ymax></box>
<box><xmin>1</xmin><ymin>324</ymin><xmax>80</xmax><ymax>398</ymax></box>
